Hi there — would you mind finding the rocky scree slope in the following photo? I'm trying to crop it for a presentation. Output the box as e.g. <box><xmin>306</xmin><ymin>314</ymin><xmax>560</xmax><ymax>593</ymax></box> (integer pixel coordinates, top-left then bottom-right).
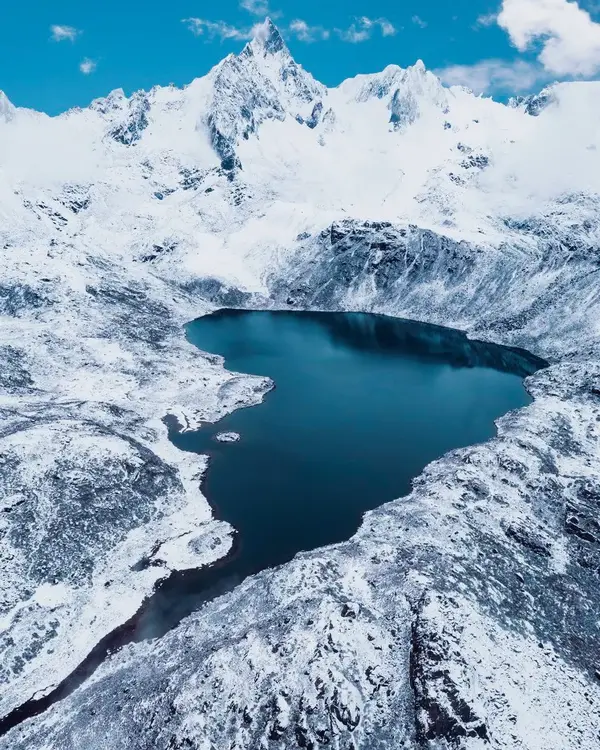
<box><xmin>1</xmin><ymin>19</ymin><xmax>600</xmax><ymax>749</ymax></box>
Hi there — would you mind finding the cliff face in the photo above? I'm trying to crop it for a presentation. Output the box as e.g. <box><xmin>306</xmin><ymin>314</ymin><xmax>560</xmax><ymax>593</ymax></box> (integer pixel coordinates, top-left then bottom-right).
<box><xmin>1</xmin><ymin>20</ymin><xmax>600</xmax><ymax>749</ymax></box>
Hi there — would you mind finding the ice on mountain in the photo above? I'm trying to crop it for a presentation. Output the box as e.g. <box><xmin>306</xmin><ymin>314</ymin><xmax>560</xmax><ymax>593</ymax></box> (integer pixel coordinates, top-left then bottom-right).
<box><xmin>0</xmin><ymin>91</ymin><xmax>15</xmax><ymax>123</ymax></box>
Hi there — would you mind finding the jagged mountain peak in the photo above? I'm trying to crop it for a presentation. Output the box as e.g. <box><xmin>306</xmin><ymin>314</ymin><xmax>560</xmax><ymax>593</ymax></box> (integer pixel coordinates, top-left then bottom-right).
<box><xmin>509</xmin><ymin>87</ymin><xmax>557</xmax><ymax>117</ymax></box>
<box><xmin>213</xmin><ymin>16</ymin><xmax>322</xmax><ymax>98</ymax></box>
<box><xmin>0</xmin><ymin>90</ymin><xmax>16</xmax><ymax>122</ymax></box>
<box><xmin>90</xmin><ymin>88</ymin><xmax>127</xmax><ymax>116</ymax></box>
<box><xmin>341</xmin><ymin>60</ymin><xmax>444</xmax><ymax>103</ymax></box>
<box><xmin>244</xmin><ymin>17</ymin><xmax>287</xmax><ymax>57</ymax></box>
<box><xmin>337</xmin><ymin>60</ymin><xmax>448</xmax><ymax>130</ymax></box>
<box><xmin>237</xmin><ymin>17</ymin><xmax>323</xmax><ymax>100</ymax></box>
<box><xmin>202</xmin><ymin>17</ymin><xmax>325</xmax><ymax>169</ymax></box>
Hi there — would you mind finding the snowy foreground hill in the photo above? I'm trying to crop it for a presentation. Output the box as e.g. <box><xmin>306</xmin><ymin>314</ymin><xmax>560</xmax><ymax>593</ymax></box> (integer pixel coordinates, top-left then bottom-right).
<box><xmin>1</xmin><ymin>18</ymin><xmax>600</xmax><ymax>749</ymax></box>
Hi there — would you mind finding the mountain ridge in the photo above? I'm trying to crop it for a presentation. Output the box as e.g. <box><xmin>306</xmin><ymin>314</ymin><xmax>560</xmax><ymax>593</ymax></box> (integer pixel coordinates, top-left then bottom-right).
<box><xmin>2</xmin><ymin>19</ymin><xmax>598</xmax><ymax>242</ymax></box>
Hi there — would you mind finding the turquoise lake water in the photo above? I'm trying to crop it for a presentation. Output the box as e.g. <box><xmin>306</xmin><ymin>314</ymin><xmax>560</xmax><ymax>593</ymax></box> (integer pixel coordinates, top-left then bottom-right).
<box><xmin>133</xmin><ymin>310</ymin><xmax>544</xmax><ymax>636</ymax></box>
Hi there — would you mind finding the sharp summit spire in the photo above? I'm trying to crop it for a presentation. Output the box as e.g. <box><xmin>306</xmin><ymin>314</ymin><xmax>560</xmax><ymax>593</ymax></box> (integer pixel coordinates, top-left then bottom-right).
<box><xmin>251</xmin><ymin>17</ymin><xmax>287</xmax><ymax>55</ymax></box>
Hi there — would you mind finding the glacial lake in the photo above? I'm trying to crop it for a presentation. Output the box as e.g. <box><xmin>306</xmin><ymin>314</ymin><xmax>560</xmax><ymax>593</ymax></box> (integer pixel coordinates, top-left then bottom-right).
<box><xmin>0</xmin><ymin>310</ymin><xmax>545</xmax><ymax>730</ymax></box>
<box><xmin>136</xmin><ymin>310</ymin><xmax>543</xmax><ymax>638</ymax></box>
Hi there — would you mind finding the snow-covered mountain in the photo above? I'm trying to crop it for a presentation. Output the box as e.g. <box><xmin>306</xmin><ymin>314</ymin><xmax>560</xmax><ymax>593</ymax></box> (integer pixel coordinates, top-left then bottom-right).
<box><xmin>1</xmin><ymin>18</ymin><xmax>600</xmax><ymax>749</ymax></box>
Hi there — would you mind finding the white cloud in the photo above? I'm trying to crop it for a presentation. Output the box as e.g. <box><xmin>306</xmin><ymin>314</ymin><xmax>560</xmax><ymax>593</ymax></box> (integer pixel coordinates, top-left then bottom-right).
<box><xmin>379</xmin><ymin>19</ymin><xmax>397</xmax><ymax>36</ymax></box>
<box><xmin>50</xmin><ymin>24</ymin><xmax>80</xmax><ymax>42</ymax></box>
<box><xmin>436</xmin><ymin>58</ymin><xmax>542</xmax><ymax>93</ymax></box>
<box><xmin>79</xmin><ymin>58</ymin><xmax>97</xmax><ymax>75</ymax></box>
<box><xmin>182</xmin><ymin>18</ymin><xmax>254</xmax><ymax>41</ymax></box>
<box><xmin>336</xmin><ymin>16</ymin><xmax>397</xmax><ymax>43</ymax></box>
<box><xmin>412</xmin><ymin>15</ymin><xmax>428</xmax><ymax>28</ymax></box>
<box><xmin>475</xmin><ymin>12</ymin><xmax>498</xmax><ymax>27</ymax></box>
<box><xmin>288</xmin><ymin>19</ymin><xmax>330</xmax><ymax>42</ymax></box>
<box><xmin>183</xmin><ymin>14</ymin><xmax>395</xmax><ymax>47</ymax></box>
<box><xmin>335</xmin><ymin>23</ymin><xmax>370</xmax><ymax>42</ymax></box>
<box><xmin>240</xmin><ymin>0</ymin><xmax>270</xmax><ymax>16</ymax></box>
<box><xmin>498</xmin><ymin>0</ymin><xmax>600</xmax><ymax>76</ymax></box>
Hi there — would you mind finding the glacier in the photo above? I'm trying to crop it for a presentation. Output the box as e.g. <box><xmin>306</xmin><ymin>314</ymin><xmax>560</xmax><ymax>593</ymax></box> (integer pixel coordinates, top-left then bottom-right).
<box><xmin>0</xmin><ymin>17</ymin><xmax>599</xmax><ymax>749</ymax></box>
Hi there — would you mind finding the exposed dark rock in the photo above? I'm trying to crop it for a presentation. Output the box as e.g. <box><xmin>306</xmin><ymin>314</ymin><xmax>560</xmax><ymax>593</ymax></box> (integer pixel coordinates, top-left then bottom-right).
<box><xmin>0</xmin><ymin>346</ymin><xmax>33</xmax><ymax>389</ymax></box>
<box><xmin>389</xmin><ymin>88</ymin><xmax>419</xmax><ymax>129</ymax></box>
<box><xmin>409</xmin><ymin>597</ymin><xmax>489</xmax><ymax>744</ymax></box>
<box><xmin>460</xmin><ymin>153</ymin><xmax>489</xmax><ymax>170</ymax></box>
<box><xmin>565</xmin><ymin>481</ymin><xmax>600</xmax><ymax>546</ymax></box>
<box><xmin>0</xmin><ymin>284</ymin><xmax>46</xmax><ymax>317</ymax></box>
<box><xmin>109</xmin><ymin>91</ymin><xmax>151</xmax><ymax>146</ymax></box>
<box><xmin>510</xmin><ymin>89</ymin><xmax>556</xmax><ymax>117</ymax></box>
<box><xmin>305</xmin><ymin>101</ymin><xmax>323</xmax><ymax>129</ymax></box>
<box><xmin>61</xmin><ymin>184</ymin><xmax>91</xmax><ymax>213</ymax></box>
<box><xmin>504</xmin><ymin>524</ymin><xmax>552</xmax><ymax>557</ymax></box>
<box><xmin>139</xmin><ymin>239</ymin><xmax>178</xmax><ymax>263</ymax></box>
<box><xmin>207</xmin><ymin>114</ymin><xmax>244</xmax><ymax>173</ymax></box>
<box><xmin>182</xmin><ymin>277</ymin><xmax>255</xmax><ymax>308</ymax></box>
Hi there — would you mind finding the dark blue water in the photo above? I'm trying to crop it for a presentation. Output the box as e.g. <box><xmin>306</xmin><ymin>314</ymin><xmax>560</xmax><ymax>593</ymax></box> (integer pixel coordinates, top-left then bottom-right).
<box><xmin>131</xmin><ymin>309</ymin><xmax>542</xmax><ymax>637</ymax></box>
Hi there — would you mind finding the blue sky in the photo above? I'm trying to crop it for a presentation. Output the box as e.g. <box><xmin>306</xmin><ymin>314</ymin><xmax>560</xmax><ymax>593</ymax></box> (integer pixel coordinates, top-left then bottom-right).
<box><xmin>2</xmin><ymin>0</ymin><xmax>600</xmax><ymax>114</ymax></box>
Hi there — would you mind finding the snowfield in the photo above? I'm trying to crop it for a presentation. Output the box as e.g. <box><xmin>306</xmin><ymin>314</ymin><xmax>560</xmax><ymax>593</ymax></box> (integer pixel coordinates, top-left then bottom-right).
<box><xmin>0</xmin><ymin>19</ymin><xmax>599</xmax><ymax>749</ymax></box>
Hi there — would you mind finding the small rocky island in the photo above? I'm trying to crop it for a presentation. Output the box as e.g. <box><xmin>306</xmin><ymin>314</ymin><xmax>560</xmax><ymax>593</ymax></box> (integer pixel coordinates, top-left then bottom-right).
<box><xmin>214</xmin><ymin>431</ymin><xmax>241</xmax><ymax>443</ymax></box>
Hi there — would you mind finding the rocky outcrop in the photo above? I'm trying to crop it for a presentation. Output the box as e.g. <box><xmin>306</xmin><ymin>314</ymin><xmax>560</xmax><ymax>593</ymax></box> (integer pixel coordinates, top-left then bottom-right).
<box><xmin>510</xmin><ymin>88</ymin><xmax>556</xmax><ymax>117</ymax></box>
<box><xmin>410</xmin><ymin>596</ymin><xmax>489</xmax><ymax>745</ymax></box>
<box><xmin>109</xmin><ymin>91</ymin><xmax>151</xmax><ymax>145</ymax></box>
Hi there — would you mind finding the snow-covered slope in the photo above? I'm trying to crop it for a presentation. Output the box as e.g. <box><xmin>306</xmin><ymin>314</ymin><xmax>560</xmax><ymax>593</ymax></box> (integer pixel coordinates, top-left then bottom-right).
<box><xmin>1</xmin><ymin>18</ymin><xmax>600</xmax><ymax>749</ymax></box>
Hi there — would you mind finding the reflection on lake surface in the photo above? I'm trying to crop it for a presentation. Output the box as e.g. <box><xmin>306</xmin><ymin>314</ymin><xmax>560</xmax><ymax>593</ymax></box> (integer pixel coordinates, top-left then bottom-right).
<box><xmin>140</xmin><ymin>310</ymin><xmax>544</xmax><ymax>638</ymax></box>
